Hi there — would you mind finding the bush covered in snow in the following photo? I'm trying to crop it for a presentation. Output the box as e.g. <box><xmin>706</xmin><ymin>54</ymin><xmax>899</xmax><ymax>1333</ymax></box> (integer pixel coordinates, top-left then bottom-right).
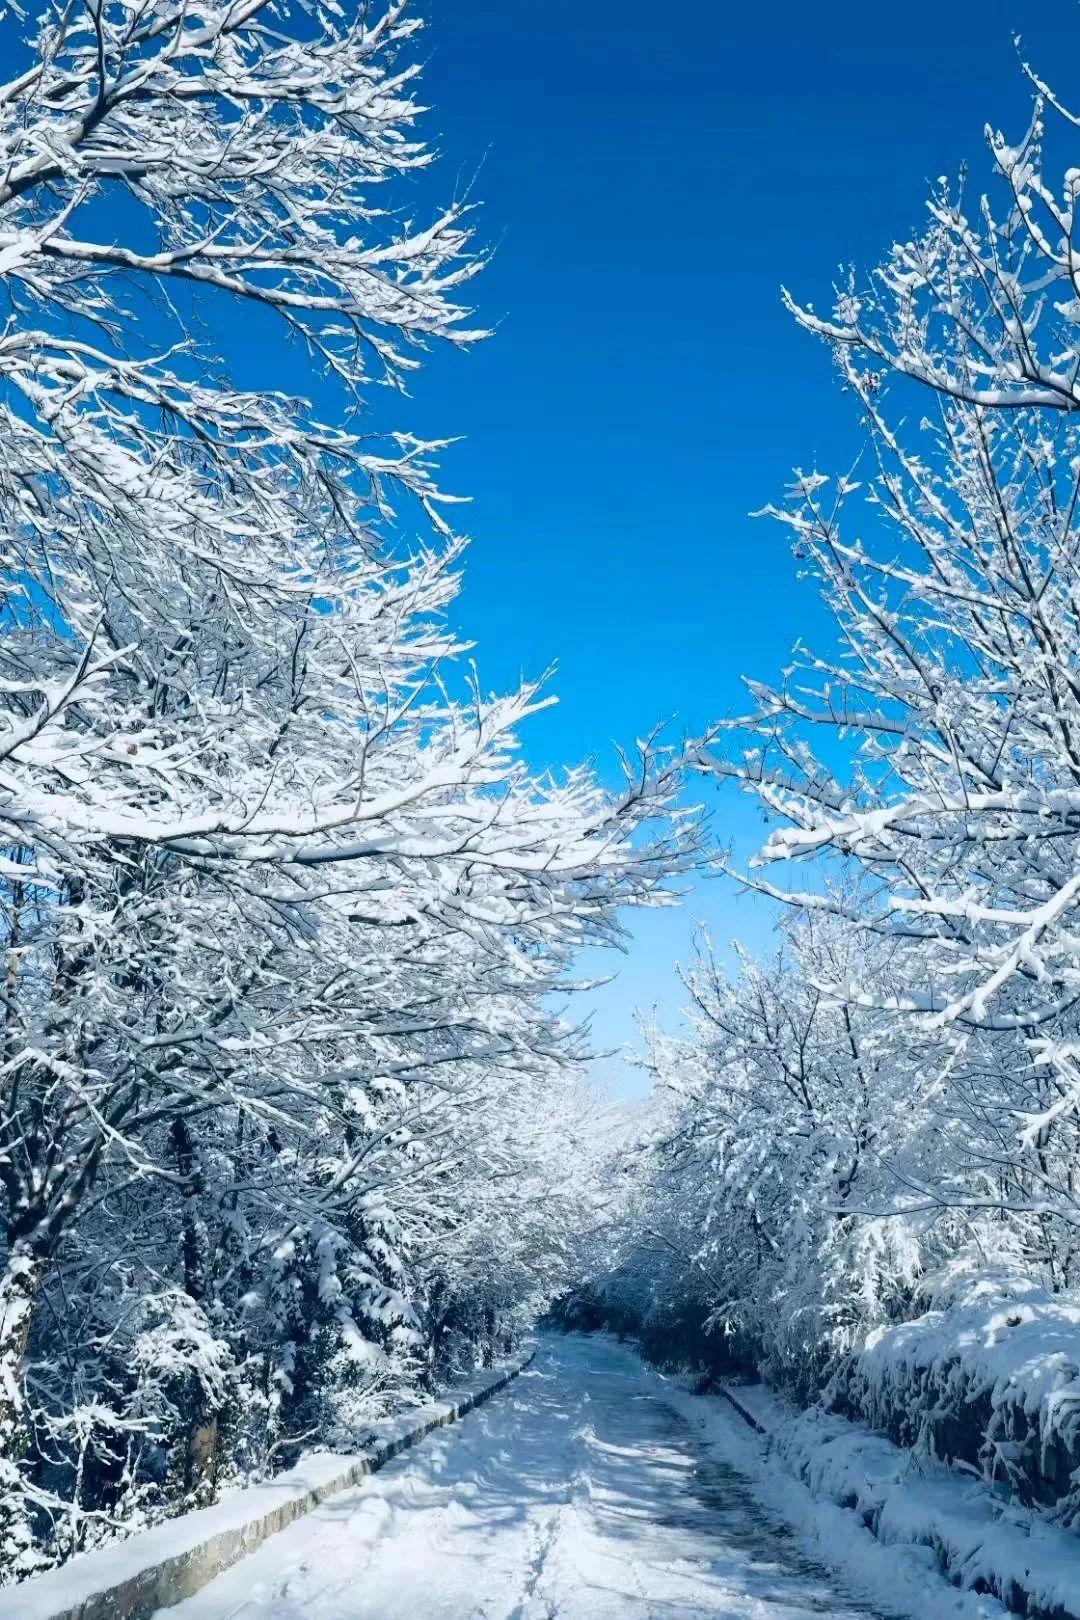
<box><xmin>833</xmin><ymin>1266</ymin><xmax>1080</xmax><ymax>1526</ymax></box>
<box><xmin>762</xmin><ymin>1387</ymin><xmax>1080</xmax><ymax>1620</ymax></box>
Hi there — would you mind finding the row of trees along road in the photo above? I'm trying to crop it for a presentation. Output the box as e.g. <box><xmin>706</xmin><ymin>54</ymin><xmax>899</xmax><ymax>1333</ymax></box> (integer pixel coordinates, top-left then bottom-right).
<box><xmin>14</xmin><ymin>0</ymin><xmax>1080</xmax><ymax>1585</ymax></box>
<box><xmin>587</xmin><ymin>40</ymin><xmax>1080</xmax><ymax>1531</ymax></box>
<box><xmin>0</xmin><ymin>0</ymin><xmax>709</xmax><ymax>1578</ymax></box>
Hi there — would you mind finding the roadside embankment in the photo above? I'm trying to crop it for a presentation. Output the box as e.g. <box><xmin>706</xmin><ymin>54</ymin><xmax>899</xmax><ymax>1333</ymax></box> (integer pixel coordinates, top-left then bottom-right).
<box><xmin>0</xmin><ymin>1349</ymin><xmax>534</xmax><ymax>1620</ymax></box>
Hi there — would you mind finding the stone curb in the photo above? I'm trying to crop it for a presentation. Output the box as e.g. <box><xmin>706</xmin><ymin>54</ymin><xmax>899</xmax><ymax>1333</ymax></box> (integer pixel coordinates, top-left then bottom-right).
<box><xmin>713</xmin><ymin>1385</ymin><xmax>765</xmax><ymax>1434</ymax></box>
<box><xmin>1</xmin><ymin>1349</ymin><xmax>535</xmax><ymax>1620</ymax></box>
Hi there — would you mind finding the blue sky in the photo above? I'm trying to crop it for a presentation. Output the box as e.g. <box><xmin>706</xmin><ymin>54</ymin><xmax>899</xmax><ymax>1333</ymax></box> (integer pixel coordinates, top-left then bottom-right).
<box><xmin>394</xmin><ymin>0</ymin><xmax>1072</xmax><ymax>1091</ymax></box>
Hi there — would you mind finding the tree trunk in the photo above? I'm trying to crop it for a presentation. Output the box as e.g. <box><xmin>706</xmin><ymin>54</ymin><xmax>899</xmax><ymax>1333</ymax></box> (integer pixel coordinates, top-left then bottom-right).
<box><xmin>0</xmin><ymin>1240</ymin><xmax>43</xmax><ymax>1577</ymax></box>
<box><xmin>171</xmin><ymin>1116</ymin><xmax>221</xmax><ymax>1505</ymax></box>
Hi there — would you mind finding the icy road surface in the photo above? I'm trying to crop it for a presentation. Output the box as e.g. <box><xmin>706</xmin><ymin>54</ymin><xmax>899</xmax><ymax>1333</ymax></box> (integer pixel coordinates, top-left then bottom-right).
<box><xmin>164</xmin><ymin>1335</ymin><xmax>893</xmax><ymax>1620</ymax></box>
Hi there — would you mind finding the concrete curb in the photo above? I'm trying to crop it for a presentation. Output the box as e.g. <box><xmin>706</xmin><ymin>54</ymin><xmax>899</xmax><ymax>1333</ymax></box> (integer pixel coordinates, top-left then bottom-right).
<box><xmin>1</xmin><ymin>1349</ymin><xmax>535</xmax><ymax>1620</ymax></box>
<box><xmin>713</xmin><ymin>1385</ymin><xmax>765</xmax><ymax>1434</ymax></box>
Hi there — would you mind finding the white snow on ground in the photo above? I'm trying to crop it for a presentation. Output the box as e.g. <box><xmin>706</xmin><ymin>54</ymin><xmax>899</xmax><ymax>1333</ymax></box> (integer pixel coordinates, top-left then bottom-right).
<box><xmin>705</xmin><ymin>1379</ymin><xmax>1080</xmax><ymax>1619</ymax></box>
<box><xmin>158</xmin><ymin>1335</ymin><xmax>1009</xmax><ymax>1620</ymax></box>
<box><xmin>0</xmin><ymin>1360</ymin><xmax>528</xmax><ymax>1620</ymax></box>
<box><xmin>655</xmin><ymin>1371</ymin><xmax>1012</xmax><ymax>1620</ymax></box>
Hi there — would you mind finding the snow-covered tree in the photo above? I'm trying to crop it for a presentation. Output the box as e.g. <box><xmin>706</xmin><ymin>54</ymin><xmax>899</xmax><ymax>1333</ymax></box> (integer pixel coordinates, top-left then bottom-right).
<box><xmin>0</xmin><ymin>0</ymin><xmax>704</xmax><ymax>1576</ymax></box>
<box><xmin>701</xmin><ymin>54</ymin><xmax>1080</xmax><ymax>1297</ymax></box>
<box><xmin>594</xmin><ymin>921</ymin><xmax>945</xmax><ymax>1391</ymax></box>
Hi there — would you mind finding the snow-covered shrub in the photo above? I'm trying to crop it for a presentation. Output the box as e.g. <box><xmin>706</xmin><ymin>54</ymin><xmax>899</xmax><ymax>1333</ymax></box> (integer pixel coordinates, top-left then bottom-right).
<box><xmin>832</xmin><ymin>1262</ymin><xmax>1080</xmax><ymax>1525</ymax></box>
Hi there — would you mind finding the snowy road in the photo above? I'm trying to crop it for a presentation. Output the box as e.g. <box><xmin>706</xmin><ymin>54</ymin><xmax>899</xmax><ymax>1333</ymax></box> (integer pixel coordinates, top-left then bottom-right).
<box><xmin>163</xmin><ymin>1335</ymin><xmax>893</xmax><ymax>1620</ymax></box>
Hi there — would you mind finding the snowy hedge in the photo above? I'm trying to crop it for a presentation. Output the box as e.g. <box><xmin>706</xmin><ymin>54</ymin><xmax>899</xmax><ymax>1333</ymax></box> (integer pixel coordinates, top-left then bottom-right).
<box><xmin>832</xmin><ymin>1270</ymin><xmax>1080</xmax><ymax>1525</ymax></box>
<box><xmin>764</xmin><ymin>1393</ymin><xmax>1080</xmax><ymax>1620</ymax></box>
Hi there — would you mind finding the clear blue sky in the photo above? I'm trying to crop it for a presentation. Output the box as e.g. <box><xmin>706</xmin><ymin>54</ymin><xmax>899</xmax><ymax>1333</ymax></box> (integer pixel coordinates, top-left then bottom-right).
<box><xmin>7</xmin><ymin>0</ymin><xmax>1076</xmax><ymax>1089</ymax></box>
<box><xmin>412</xmin><ymin>0</ymin><xmax>1056</xmax><ymax>751</ymax></box>
<box><xmin>397</xmin><ymin>0</ymin><xmax>1072</xmax><ymax>1091</ymax></box>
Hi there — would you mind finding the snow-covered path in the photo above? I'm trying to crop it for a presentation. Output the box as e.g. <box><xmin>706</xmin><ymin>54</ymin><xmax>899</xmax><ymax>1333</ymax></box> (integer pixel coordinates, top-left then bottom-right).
<box><xmin>162</xmin><ymin>1335</ymin><xmax>891</xmax><ymax>1620</ymax></box>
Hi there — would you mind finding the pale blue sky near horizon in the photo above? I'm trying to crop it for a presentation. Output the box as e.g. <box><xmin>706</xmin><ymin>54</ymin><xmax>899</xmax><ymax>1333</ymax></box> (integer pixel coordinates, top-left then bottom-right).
<box><xmin>5</xmin><ymin>0</ymin><xmax>1076</xmax><ymax>1094</ymax></box>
